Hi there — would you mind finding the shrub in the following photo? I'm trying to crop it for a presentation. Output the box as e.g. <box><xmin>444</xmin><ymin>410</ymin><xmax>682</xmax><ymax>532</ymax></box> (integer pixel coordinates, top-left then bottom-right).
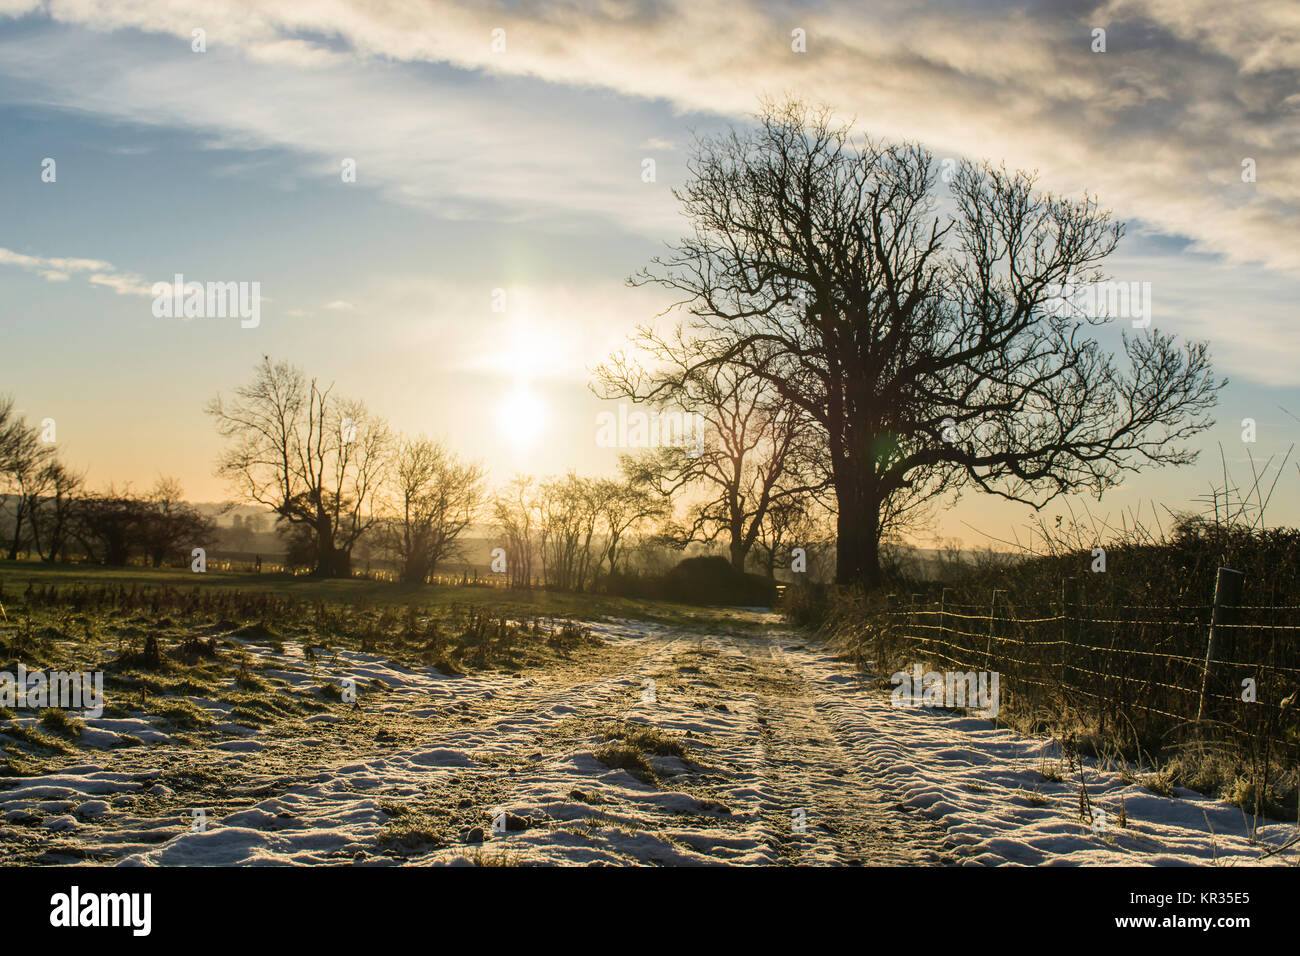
<box><xmin>660</xmin><ymin>556</ymin><xmax>776</xmax><ymax>607</ymax></box>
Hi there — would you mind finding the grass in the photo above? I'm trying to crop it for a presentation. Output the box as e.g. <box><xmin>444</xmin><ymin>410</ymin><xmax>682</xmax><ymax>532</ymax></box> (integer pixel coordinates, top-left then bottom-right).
<box><xmin>0</xmin><ymin>559</ymin><xmax>711</xmax><ymax>785</ymax></box>
<box><xmin>1038</xmin><ymin>759</ymin><xmax>1065</xmax><ymax>783</ymax></box>
<box><xmin>0</xmin><ymin>753</ymin><xmax>47</xmax><ymax>776</ymax></box>
<box><xmin>377</xmin><ymin>811</ymin><xmax>444</xmax><ymax>851</ymax></box>
<box><xmin>598</xmin><ymin>721</ymin><xmax>687</xmax><ymax>758</ymax></box>
<box><xmin>592</xmin><ymin>743</ymin><xmax>657</xmax><ymax>783</ymax></box>
<box><xmin>150</xmin><ymin>698</ymin><xmax>214</xmax><ymax>730</ymax></box>
<box><xmin>592</xmin><ymin>721</ymin><xmax>689</xmax><ymax>783</ymax></box>
<box><xmin>809</xmin><ymin>560</ymin><xmax>1300</xmax><ymax>822</ymax></box>
<box><xmin>0</xmin><ymin>558</ymin><xmax>774</xmax><ymax>633</ymax></box>
<box><xmin>38</xmin><ymin>708</ymin><xmax>83</xmax><ymax>738</ymax></box>
<box><xmin>0</xmin><ymin>574</ymin><xmax>627</xmax><ymax>723</ymax></box>
<box><xmin>0</xmin><ymin>558</ymin><xmax>756</xmax><ymax>805</ymax></box>
<box><xmin>463</xmin><ymin>849</ymin><xmax>519</xmax><ymax>866</ymax></box>
<box><xmin>1</xmin><ymin>722</ymin><xmax>75</xmax><ymax>755</ymax></box>
<box><xmin>1017</xmin><ymin>786</ymin><xmax>1051</xmax><ymax>808</ymax></box>
<box><xmin>1141</xmin><ymin>771</ymin><xmax>1177</xmax><ymax>798</ymax></box>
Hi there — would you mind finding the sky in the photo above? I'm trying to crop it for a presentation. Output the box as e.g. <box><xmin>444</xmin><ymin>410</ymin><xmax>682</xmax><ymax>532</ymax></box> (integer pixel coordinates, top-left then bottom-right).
<box><xmin>0</xmin><ymin>0</ymin><xmax>1297</xmax><ymax>550</ymax></box>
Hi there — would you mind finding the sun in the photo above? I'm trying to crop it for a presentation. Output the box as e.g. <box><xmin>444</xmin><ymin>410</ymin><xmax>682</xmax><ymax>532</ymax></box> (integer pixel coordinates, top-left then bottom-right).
<box><xmin>496</xmin><ymin>384</ymin><xmax>545</xmax><ymax>449</ymax></box>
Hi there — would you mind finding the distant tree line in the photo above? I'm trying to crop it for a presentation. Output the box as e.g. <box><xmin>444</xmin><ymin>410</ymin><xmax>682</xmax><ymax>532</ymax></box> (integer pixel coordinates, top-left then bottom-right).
<box><xmin>0</xmin><ymin>398</ymin><xmax>215</xmax><ymax>567</ymax></box>
<box><xmin>202</xmin><ymin>356</ymin><xmax>831</xmax><ymax>587</ymax></box>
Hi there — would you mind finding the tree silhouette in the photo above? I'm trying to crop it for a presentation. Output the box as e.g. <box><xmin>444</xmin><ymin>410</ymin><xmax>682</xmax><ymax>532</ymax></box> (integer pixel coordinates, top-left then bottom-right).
<box><xmin>384</xmin><ymin>438</ymin><xmax>485</xmax><ymax>584</ymax></box>
<box><xmin>207</xmin><ymin>358</ymin><xmax>391</xmax><ymax>577</ymax></box>
<box><xmin>595</xmin><ymin>328</ymin><xmax>825</xmax><ymax>572</ymax></box>
<box><xmin>636</xmin><ymin>99</ymin><xmax>1224</xmax><ymax>588</ymax></box>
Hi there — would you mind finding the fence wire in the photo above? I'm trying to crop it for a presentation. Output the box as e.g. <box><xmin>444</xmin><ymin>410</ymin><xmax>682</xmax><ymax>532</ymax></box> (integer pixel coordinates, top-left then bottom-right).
<box><xmin>877</xmin><ymin>588</ymin><xmax>1300</xmax><ymax>753</ymax></box>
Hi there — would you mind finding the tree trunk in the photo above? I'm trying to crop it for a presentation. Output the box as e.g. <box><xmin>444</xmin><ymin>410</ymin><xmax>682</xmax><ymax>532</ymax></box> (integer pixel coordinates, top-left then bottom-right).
<box><xmin>834</xmin><ymin>474</ymin><xmax>884</xmax><ymax>590</ymax></box>
<box><xmin>605</xmin><ymin>533</ymin><xmax>621</xmax><ymax>577</ymax></box>
<box><xmin>314</xmin><ymin>547</ymin><xmax>352</xmax><ymax>578</ymax></box>
<box><xmin>7</xmin><ymin>505</ymin><xmax>23</xmax><ymax>561</ymax></box>
<box><xmin>402</xmin><ymin>554</ymin><xmax>429</xmax><ymax>584</ymax></box>
<box><xmin>312</xmin><ymin>519</ymin><xmax>351</xmax><ymax>577</ymax></box>
<box><xmin>729</xmin><ymin>525</ymin><xmax>746</xmax><ymax>572</ymax></box>
<box><xmin>105</xmin><ymin>536</ymin><xmax>129</xmax><ymax>566</ymax></box>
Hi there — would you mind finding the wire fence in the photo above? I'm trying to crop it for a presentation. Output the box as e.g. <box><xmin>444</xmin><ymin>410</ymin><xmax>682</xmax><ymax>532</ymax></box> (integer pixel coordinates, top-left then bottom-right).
<box><xmin>875</xmin><ymin>573</ymin><xmax>1300</xmax><ymax>754</ymax></box>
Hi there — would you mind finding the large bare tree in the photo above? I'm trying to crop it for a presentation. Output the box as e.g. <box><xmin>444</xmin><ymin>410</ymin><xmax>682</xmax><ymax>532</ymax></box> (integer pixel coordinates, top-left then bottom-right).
<box><xmin>207</xmin><ymin>358</ymin><xmax>391</xmax><ymax>577</ymax></box>
<box><xmin>635</xmin><ymin>99</ymin><xmax>1224</xmax><ymax>588</ymax></box>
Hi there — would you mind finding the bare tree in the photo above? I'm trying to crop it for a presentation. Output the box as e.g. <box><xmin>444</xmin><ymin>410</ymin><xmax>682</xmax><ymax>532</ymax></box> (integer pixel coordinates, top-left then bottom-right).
<box><xmin>140</xmin><ymin>477</ymin><xmax>215</xmax><ymax>568</ymax></box>
<box><xmin>207</xmin><ymin>358</ymin><xmax>391</xmax><ymax>577</ymax></box>
<box><xmin>385</xmin><ymin>437</ymin><xmax>486</xmax><ymax>583</ymax></box>
<box><xmin>0</xmin><ymin>396</ymin><xmax>24</xmax><ymax>466</ymax></box>
<box><xmin>636</xmin><ymin>99</ymin><xmax>1223</xmax><ymax>588</ymax></box>
<box><xmin>493</xmin><ymin>475</ymin><xmax>538</xmax><ymax>589</ymax></box>
<box><xmin>597</xmin><ymin>332</ymin><xmax>825</xmax><ymax>572</ymax></box>
<box><xmin>536</xmin><ymin>473</ymin><xmax>602</xmax><ymax>592</ymax></box>
<box><xmin>591</xmin><ymin>468</ymin><xmax>667</xmax><ymax>578</ymax></box>
<box><xmin>72</xmin><ymin>486</ymin><xmax>150</xmax><ymax>566</ymax></box>
<box><xmin>0</xmin><ymin>399</ymin><xmax>54</xmax><ymax>560</ymax></box>
<box><xmin>753</xmin><ymin>493</ymin><xmax>835</xmax><ymax>580</ymax></box>
<box><xmin>29</xmin><ymin>459</ymin><xmax>84</xmax><ymax>563</ymax></box>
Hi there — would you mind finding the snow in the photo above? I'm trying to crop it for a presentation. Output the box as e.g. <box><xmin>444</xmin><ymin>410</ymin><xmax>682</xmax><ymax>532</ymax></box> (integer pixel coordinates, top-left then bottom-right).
<box><xmin>1</xmin><ymin>616</ymin><xmax>1294</xmax><ymax>865</ymax></box>
<box><xmin>781</xmin><ymin>643</ymin><xmax>1298</xmax><ymax>865</ymax></box>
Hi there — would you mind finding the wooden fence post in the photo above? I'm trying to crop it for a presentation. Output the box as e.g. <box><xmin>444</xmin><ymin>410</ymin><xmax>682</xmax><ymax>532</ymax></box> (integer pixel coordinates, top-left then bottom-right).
<box><xmin>1197</xmin><ymin>567</ymin><xmax>1245</xmax><ymax>723</ymax></box>
<box><xmin>985</xmin><ymin>589</ymin><xmax>1003</xmax><ymax>671</ymax></box>
<box><xmin>939</xmin><ymin>587</ymin><xmax>951</xmax><ymax>658</ymax></box>
<box><xmin>1060</xmin><ymin>578</ymin><xmax>1078</xmax><ymax>694</ymax></box>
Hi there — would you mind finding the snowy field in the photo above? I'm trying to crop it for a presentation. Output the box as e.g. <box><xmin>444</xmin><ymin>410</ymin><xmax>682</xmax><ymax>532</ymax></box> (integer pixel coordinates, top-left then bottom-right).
<box><xmin>1</xmin><ymin>615</ymin><xmax>1296</xmax><ymax>866</ymax></box>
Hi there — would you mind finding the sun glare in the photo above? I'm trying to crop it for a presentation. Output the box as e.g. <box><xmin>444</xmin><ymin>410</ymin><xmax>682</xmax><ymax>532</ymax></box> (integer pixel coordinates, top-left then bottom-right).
<box><xmin>496</xmin><ymin>384</ymin><xmax>545</xmax><ymax>450</ymax></box>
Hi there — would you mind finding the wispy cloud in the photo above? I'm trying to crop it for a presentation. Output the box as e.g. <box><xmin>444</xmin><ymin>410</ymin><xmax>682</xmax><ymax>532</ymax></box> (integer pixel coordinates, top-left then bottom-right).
<box><xmin>0</xmin><ymin>246</ymin><xmax>152</xmax><ymax>295</ymax></box>
<box><xmin>2</xmin><ymin>0</ymin><xmax>1296</xmax><ymax>274</ymax></box>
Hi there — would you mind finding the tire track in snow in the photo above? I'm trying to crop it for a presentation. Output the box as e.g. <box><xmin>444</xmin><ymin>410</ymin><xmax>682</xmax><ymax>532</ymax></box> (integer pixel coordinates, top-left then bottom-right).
<box><xmin>758</xmin><ymin>636</ymin><xmax>954</xmax><ymax>865</ymax></box>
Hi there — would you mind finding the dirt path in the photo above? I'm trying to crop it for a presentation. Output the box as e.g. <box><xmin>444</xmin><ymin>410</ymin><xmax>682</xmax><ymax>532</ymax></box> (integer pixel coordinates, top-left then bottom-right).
<box><xmin>752</xmin><ymin>639</ymin><xmax>952</xmax><ymax>865</ymax></box>
<box><xmin>1</xmin><ymin>620</ymin><xmax>955</xmax><ymax>865</ymax></box>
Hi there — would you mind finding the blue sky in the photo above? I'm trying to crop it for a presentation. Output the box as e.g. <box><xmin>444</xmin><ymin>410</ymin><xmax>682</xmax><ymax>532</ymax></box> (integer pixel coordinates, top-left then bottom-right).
<box><xmin>1</xmin><ymin>1</ymin><xmax>1297</xmax><ymax>548</ymax></box>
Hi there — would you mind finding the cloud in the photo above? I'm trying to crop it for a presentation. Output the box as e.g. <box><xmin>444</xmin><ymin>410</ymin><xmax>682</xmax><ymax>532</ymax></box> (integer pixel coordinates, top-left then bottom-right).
<box><xmin>86</xmin><ymin>272</ymin><xmax>156</xmax><ymax>297</ymax></box>
<box><xmin>1114</xmin><ymin>248</ymin><xmax>1300</xmax><ymax>387</ymax></box>
<box><xmin>0</xmin><ymin>18</ymin><xmax>687</xmax><ymax>234</ymax></box>
<box><xmin>0</xmin><ymin>1</ymin><xmax>1295</xmax><ymax>276</ymax></box>
<box><xmin>1</xmin><ymin>1</ymin><xmax>1298</xmax><ymax>393</ymax></box>
<box><xmin>0</xmin><ymin>246</ymin><xmax>152</xmax><ymax>295</ymax></box>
